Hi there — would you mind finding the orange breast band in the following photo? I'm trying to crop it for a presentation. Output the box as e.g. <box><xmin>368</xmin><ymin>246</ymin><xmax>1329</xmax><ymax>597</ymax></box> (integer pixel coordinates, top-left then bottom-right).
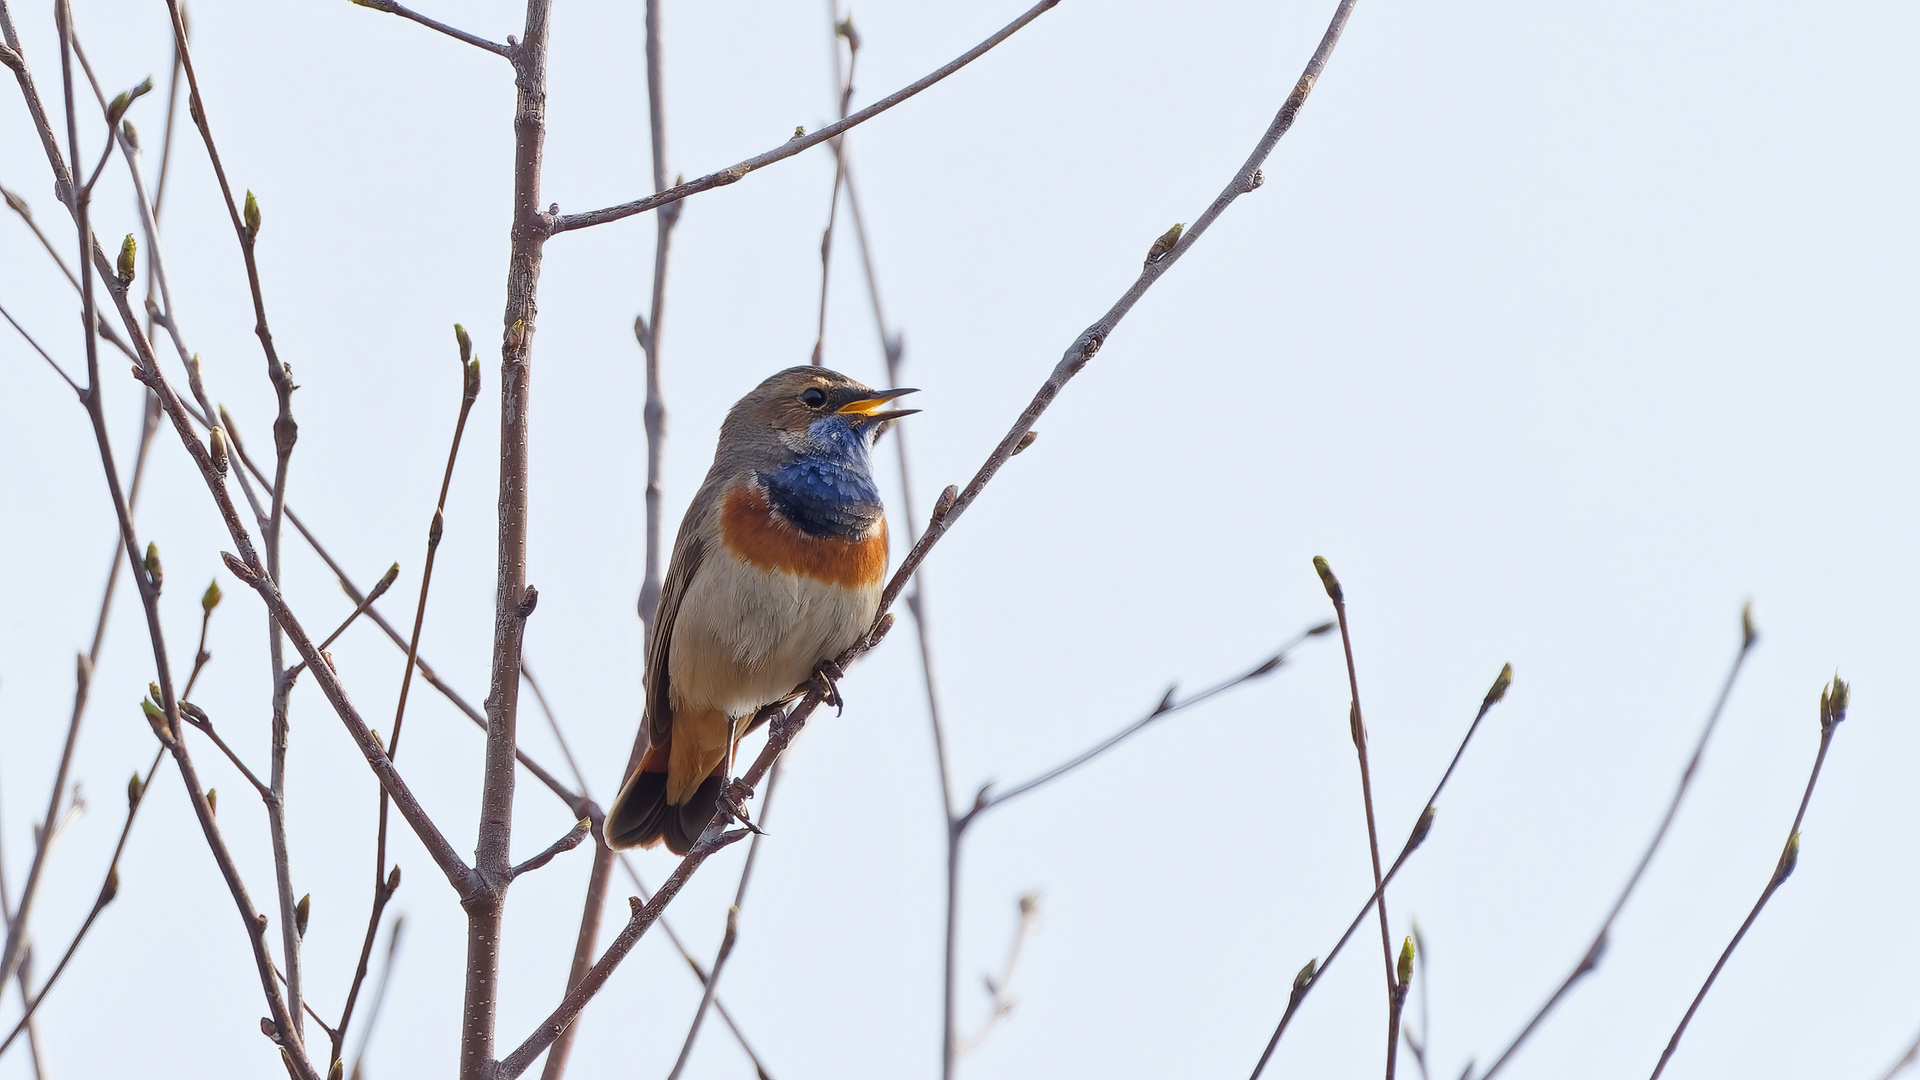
<box><xmin>720</xmin><ymin>485</ymin><xmax>888</xmax><ymax>588</ymax></box>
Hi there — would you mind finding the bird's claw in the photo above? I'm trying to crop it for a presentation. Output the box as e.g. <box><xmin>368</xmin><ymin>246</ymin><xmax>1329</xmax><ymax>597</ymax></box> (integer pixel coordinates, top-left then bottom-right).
<box><xmin>721</xmin><ymin>778</ymin><xmax>766</xmax><ymax>835</ymax></box>
<box><xmin>812</xmin><ymin>659</ymin><xmax>847</xmax><ymax>716</ymax></box>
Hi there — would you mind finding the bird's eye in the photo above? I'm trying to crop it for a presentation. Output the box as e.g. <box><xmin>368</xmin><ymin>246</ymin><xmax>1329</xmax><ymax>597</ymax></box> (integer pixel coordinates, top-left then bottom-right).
<box><xmin>801</xmin><ymin>387</ymin><xmax>827</xmax><ymax>408</ymax></box>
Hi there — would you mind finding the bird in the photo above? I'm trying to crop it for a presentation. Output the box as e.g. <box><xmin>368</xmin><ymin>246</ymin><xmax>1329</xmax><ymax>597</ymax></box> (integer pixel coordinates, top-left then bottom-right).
<box><xmin>606</xmin><ymin>366</ymin><xmax>918</xmax><ymax>853</ymax></box>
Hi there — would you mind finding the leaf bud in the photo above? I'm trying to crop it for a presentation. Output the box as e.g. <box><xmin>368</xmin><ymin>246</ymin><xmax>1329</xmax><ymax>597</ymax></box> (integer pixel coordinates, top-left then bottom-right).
<box><xmin>1012</xmin><ymin>430</ymin><xmax>1038</xmax><ymax>456</ymax></box>
<box><xmin>99</xmin><ymin>867</ymin><xmax>120</xmax><ymax>905</ymax></box>
<box><xmin>1145</xmin><ymin>222</ymin><xmax>1184</xmax><ymax>264</ymax></box>
<box><xmin>140</xmin><ymin>698</ymin><xmax>173</xmax><ymax>745</ymax></box>
<box><xmin>243</xmin><ymin>189</ymin><xmax>261</xmax><ymax>240</ymax></box>
<box><xmin>1292</xmin><ymin>958</ymin><xmax>1317</xmax><ymax>993</ymax></box>
<box><xmin>454</xmin><ymin>322</ymin><xmax>472</xmax><ymax>364</ymax></box>
<box><xmin>143</xmin><ymin>541</ymin><xmax>163</xmax><ymax>587</ymax></box>
<box><xmin>386</xmin><ymin>863</ymin><xmax>402</xmax><ymax>893</ymax></box>
<box><xmin>208</xmin><ymin>425</ymin><xmax>230</xmax><ymax>476</ymax></box>
<box><xmin>931</xmin><ymin>484</ymin><xmax>959</xmax><ymax>523</ymax></box>
<box><xmin>1776</xmin><ymin>830</ymin><xmax>1801</xmax><ymax>883</ymax></box>
<box><xmin>1484</xmin><ymin>663</ymin><xmax>1513</xmax><ymax>709</ymax></box>
<box><xmin>295</xmin><ymin>893</ymin><xmax>311</xmax><ymax>938</ymax></box>
<box><xmin>1397</xmin><ymin>935</ymin><xmax>1415</xmax><ymax>986</ymax></box>
<box><xmin>127</xmin><ymin>771</ymin><xmax>145</xmax><ymax>810</ymax></box>
<box><xmin>206</xmin><ymin>788</ymin><xmax>218</xmax><ymax>816</ymax></box>
<box><xmin>1312</xmin><ymin>555</ymin><xmax>1343</xmax><ymax>603</ymax></box>
<box><xmin>117</xmin><ymin>233</ymin><xmax>138</xmax><ymax>282</ymax></box>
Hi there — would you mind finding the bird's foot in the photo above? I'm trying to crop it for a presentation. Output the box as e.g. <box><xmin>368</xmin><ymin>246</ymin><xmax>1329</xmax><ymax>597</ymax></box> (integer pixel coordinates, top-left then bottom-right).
<box><xmin>812</xmin><ymin>659</ymin><xmax>847</xmax><ymax>716</ymax></box>
<box><xmin>721</xmin><ymin>777</ymin><xmax>766</xmax><ymax>835</ymax></box>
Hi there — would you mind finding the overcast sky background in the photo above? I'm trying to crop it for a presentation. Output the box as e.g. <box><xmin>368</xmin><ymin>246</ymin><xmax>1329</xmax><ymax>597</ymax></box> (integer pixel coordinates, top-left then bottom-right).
<box><xmin>2</xmin><ymin>0</ymin><xmax>1918</xmax><ymax>1077</ymax></box>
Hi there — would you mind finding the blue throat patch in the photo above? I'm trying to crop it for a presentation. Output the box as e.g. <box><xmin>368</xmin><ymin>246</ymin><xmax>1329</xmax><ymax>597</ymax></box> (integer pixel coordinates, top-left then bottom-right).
<box><xmin>759</xmin><ymin>418</ymin><xmax>883</xmax><ymax>539</ymax></box>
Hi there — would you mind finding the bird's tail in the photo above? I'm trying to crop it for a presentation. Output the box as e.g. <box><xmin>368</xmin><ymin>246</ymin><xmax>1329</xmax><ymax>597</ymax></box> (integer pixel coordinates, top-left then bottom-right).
<box><xmin>606</xmin><ymin>738</ymin><xmax>726</xmax><ymax>855</ymax></box>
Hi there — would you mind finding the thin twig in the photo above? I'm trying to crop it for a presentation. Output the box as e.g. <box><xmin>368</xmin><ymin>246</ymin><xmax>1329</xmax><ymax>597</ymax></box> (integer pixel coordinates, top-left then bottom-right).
<box><xmin>338</xmin><ymin>330</ymin><xmax>479</xmax><ymax>1065</ymax></box>
<box><xmin>348</xmin><ymin>915</ymin><xmax>406</xmax><ymax>1080</ymax></box>
<box><xmin>665</xmin><ymin>763</ymin><xmax>784</xmax><ymax>1080</ymax></box>
<box><xmin>1477</xmin><ymin>609</ymin><xmax>1759</xmax><ymax>1079</ymax></box>
<box><xmin>545</xmin><ymin>0</ymin><xmax>1061</xmax><ymax>236</ymax></box>
<box><xmin>1250</xmin><ymin>662</ymin><xmax>1514</xmax><ymax>1078</ymax></box>
<box><xmin>954</xmin><ymin>893</ymin><xmax>1040</xmax><ymax>1056</ymax></box>
<box><xmin>964</xmin><ymin>627</ymin><xmax>1329</xmax><ymax>823</ymax></box>
<box><xmin>1306</xmin><ymin>557</ymin><xmax>1401</xmax><ymax>1079</ymax></box>
<box><xmin>350</xmin><ymin>0</ymin><xmax>512</xmax><ymax>56</ymax></box>
<box><xmin>0</xmin><ymin>300</ymin><xmax>82</xmax><ymax>394</ymax></box>
<box><xmin>1647</xmin><ymin>676</ymin><xmax>1848</xmax><ymax>1079</ymax></box>
<box><xmin>808</xmin><ymin>8</ymin><xmax>856</xmax><ymax>368</ymax></box>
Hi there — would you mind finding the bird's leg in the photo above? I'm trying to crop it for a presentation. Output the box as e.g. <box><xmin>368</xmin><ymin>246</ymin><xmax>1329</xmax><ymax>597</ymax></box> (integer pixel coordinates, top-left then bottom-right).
<box><xmin>811</xmin><ymin>658</ymin><xmax>847</xmax><ymax>716</ymax></box>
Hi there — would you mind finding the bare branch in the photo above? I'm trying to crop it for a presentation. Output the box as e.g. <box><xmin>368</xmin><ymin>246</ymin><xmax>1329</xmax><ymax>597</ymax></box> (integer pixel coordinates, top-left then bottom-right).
<box><xmin>546</xmin><ymin>0</ymin><xmax>1060</xmax><ymax>236</ymax></box>
<box><xmin>350</xmin><ymin>0</ymin><xmax>512</xmax><ymax>56</ymax></box>
<box><xmin>0</xmin><ymin>299</ymin><xmax>82</xmax><ymax>394</ymax></box>
<box><xmin>954</xmin><ymin>893</ymin><xmax>1040</xmax><ymax>1057</ymax></box>
<box><xmin>963</xmin><ymin>624</ymin><xmax>1331</xmax><ymax>823</ymax></box>
<box><xmin>1477</xmin><ymin>611</ymin><xmax>1759</xmax><ymax>1079</ymax></box>
<box><xmin>348</xmin><ymin>915</ymin><xmax>407</xmax><ymax>1080</ymax></box>
<box><xmin>1648</xmin><ymin>675</ymin><xmax>1847</xmax><ymax>1079</ymax></box>
<box><xmin>510</xmin><ymin>820</ymin><xmax>591</xmax><ymax>880</ymax></box>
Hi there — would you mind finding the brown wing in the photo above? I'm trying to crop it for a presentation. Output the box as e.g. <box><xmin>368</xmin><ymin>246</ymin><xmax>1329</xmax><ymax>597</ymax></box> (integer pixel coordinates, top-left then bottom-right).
<box><xmin>644</xmin><ymin>526</ymin><xmax>708</xmax><ymax>753</ymax></box>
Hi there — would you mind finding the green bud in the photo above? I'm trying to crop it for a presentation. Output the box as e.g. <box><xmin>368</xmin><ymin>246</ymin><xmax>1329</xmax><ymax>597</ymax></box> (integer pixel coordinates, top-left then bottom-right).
<box><xmin>295</xmin><ymin>893</ymin><xmax>311</xmax><ymax>938</ymax></box>
<box><xmin>202</xmin><ymin>578</ymin><xmax>224</xmax><ymax>614</ymax></box>
<box><xmin>376</xmin><ymin>561</ymin><xmax>401</xmax><ymax>595</ymax></box>
<box><xmin>206</xmin><ymin>788</ymin><xmax>218</xmax><ymax>816</ymax></box>
<box><xmin>127</xmin><ymin>771</ymin><xmax>145</xmax><ymax>810</ymax></box>
<box><xmin>328</xmin><ymin>1060</ymin><xmax>344</xmax><ymax>1080</ymax></box>
<box><xmin>117</xmin><ymin>233</ymin><xmax>138</xmax><ymax>282</ymax></box>
<box><xmin>1312</xmin><ymin>555</ymin><xmax>1343</xmax><ymax>604</ymax></box>
<box><xmin>139</xmin><ymin>698</ymin><xmax>173</xmax><ymax>745</ymax></box>
<box><xmin>1145</xmin><ymin>222</ymin><xmax>1184</xmax><ymax>264</ymax></box>
<box><xmin>793</xmin><ymin>125</ymin><xmax>806</xmax><ymax>139</ymax></box>
<box><xmin>1819</xmin><ymin>675</ymin><xmax>1851</xmax><ymax>731</ymax></box>
<box><xmin>1484</xmin><ymin>663</ymin><xmax>1513</xmax><ymax>708</ymax></box>
<box><xmin>104</xmin><ymin>77</ymin><xmax>151</xmax><ymax>127</ymax></box>
<box><xmin>143</xmin><ymin>541</ymin><xmax>162</xmax><ymax>587</ymax></box>
<box><xmin>1777</xmin><ymin>830</ymin><xmax>1800</xmax><ymax>883</ymax></box>
<box><xmin>454</xmin><ymin>322</ymin><xmax>472</xmax><ymax>364</ymax></box>
<box><xmin>835</xmin><ymin>13</ymin><xmax>861</xmax><ymax>52</ymax></box>
<box><xmin>1292</xmin><ymin>958</ymin><xmax>1317</xmax><ymax>993</ymax></box>
<box><xmin>243</xmin><ymin>190</ymin><xmax>261</xmax><ymax>239</ymax></box>
<box><xmin>149</xmin><ymin>681</ymin><xmax>163</xmax><ymax>705</ymax></box>
<box><xmin>1397</xmin><ymin>935</ymin><xmax>1415</xmax><ymax>986</ymax></box>
<box><xmin>209</xmin><ymin>426</ymin><xmax>230</xmax><ymax>476</ymax></box>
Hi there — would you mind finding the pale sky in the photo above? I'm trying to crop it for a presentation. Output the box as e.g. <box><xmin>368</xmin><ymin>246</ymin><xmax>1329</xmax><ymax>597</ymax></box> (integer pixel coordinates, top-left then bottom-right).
<box><xmin>2</xmin><ymin>0</ymin><xmax>1917</xmax><ymax>1077</ymax></box>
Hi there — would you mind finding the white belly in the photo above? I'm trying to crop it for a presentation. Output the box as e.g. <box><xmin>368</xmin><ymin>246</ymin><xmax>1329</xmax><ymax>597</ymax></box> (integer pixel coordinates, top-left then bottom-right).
<box><xmin>667</xmin><ymin>547</ymin><xmax>879</xmax><ymax>720</ymax></box>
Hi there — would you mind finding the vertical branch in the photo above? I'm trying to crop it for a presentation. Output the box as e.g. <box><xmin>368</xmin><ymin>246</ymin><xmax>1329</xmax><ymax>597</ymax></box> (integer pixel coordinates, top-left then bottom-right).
<box><xmin>157</xmin><ymin>0</ymin><xmax>307</xmax><ymax>1037</ymax></box>
<box><xmin>808</xmin><ymin>8</ymin><xmax>856</xmax><ymax>368</ymax></box>
<box><xmin>1313</xmin><ymin>557</ymin><xmax>1400</xmax><ymax>1079</ymax></box>
<box><xmin>470</xmin><ymin>4</ymin><xmax>554</xmax><ymax>1076</ymax></box>
<box><xmin>545</xmin><ymin>2</ymin><xmax>674</xmax><ymax>1077</ymax></box>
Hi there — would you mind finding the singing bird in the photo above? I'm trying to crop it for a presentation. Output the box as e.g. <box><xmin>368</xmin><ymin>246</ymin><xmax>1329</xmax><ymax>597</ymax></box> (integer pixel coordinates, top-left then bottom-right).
<box><xmin>606</xmin><ymin>367</ymin><xmax>918</xmax><ymax>853</ymax></box>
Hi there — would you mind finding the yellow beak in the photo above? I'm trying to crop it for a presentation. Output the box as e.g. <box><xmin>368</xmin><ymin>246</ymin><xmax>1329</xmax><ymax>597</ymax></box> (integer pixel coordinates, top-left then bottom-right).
<box><xmin>835</xmin><ymin>387</ymin><xmax>920</xmax><ymax>418</ymax></box>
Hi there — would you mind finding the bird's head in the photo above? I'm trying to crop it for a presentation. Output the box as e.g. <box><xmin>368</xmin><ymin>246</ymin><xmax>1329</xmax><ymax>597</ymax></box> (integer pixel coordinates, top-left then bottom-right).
<box><xmin>722</xmin><ymin>366</ymin><xmax>919</xmax><ymax>467</ymax></box>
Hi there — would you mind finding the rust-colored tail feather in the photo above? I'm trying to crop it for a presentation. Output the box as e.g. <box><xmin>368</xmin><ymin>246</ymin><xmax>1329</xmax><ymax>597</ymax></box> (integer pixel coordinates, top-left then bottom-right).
<box><xmin>606</xmin><ymin>740</ymin><xmax>726</xmax><ymax>855</ymax></box>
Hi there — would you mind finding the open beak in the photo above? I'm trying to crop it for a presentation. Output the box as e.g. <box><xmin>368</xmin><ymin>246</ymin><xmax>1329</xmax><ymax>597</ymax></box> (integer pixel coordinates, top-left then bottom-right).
<box><xmin>835</xmin><ymin>386</ymin><xmax>920</xmax><ymax>423</ymax></box>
